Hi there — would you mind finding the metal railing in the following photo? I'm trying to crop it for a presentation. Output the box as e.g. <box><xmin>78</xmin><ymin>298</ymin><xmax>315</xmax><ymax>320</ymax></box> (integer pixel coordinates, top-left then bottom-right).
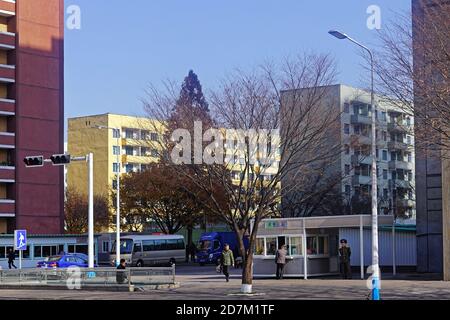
<box><xmin>0</xmin><ymin>266</ymin><xmax>176</xmax><ymax>289</ymax></box>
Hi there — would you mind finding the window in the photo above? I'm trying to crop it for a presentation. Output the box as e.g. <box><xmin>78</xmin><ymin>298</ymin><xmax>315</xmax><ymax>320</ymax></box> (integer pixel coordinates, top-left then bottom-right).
<box><xmin>344</xmin><ymin>124</ymin><xmax>350</xmax><ymax>134</ymax></box>
<box><xmin>151</xmin><ymin>149</ymin><xmax>158</xmax><ymax>157</ymax></box>
<box><xmin>102</xmin><ymin>241</ymin><xmax>110</xmax><ymax>253</ymax></box>
<box><xmin>407</xmin><ymin>153</ymin><xmax>412</xmax><ymax>162</ymax></box>
<box><xmin>113</xmin><ymin>163</ymin><xmax>120</xmax><ymax>173</ymax></box>
<box><xmin>344</xmin><ymin>144</ymin><xmax>350</xmax><ymax>155</ymax></box>
<box><xmin>345</xmin><ymin>164</ymin><xmax>350</xmax><ymax>175</ymax></box>
<box><xmin>34</xmin><ymin>245</ymin><xmax>65</xmax><ymax>258</ymax></box>
<box><xmin>141</xmin><ymin>131</ymin><xmax>149</xmax><ymax>140</ymax></box>
<box><xmin>317</xmin><ymin>236</ymin><xmax>329</xmax><ymax>255</ymax></box>
<box><xmin>154</xmin><ymin>239</ymin><xmax>166</xmax><ymax>250</ymax></box>
<box><xmin>255</xmin><ymin>238</ymin><xmax>264</xmax><ymax>255</ymax></box>
<box><xmin>113</xmin><ymin>146</ymin><xmax>120</xmax><ymax>155</ymax></box>
<box><xmin>383</xmin><ymin>169</ymin><xmax>388</xmax><ymax>180</ymax></box>
<box><xmin>125</xmin><ymin>164</ymin><xmax>134</xmax><ymax>173</ymax></box>
<box><xmin>125</xmin><ymin>146</ymin><xmax>134</xmax><ymax>155</ymax></box>
<box><xmin>143</xmin><ymin>240</ymin><xmax>155</xmax><ymax>252</ymax></box>
<box><xmin>150</xmin><ymin>133</ymin><xmax>158</xmax><ymax>141</ymax></box>
<box><xmin>381</xmin><ymin>112</ymin><xmax>387</xmax><ymax>121</ymax></box>
<box><xmin>354</xmin><ymin>125</ymin><xmax>360</xmax><ymax>134</ymax></box>
<box><xmin>141</xmin><ymin>147</ymin><xmax>149</xmax><ymax>156</ymax></box>
<box><xmin>125</xmin><ymin>130</ymin><xmax>134</xmax><ymax>139</ymax></box>
<box><xmin>382</xmin><ymin>150</ymin><xmax>388</xmax><ymax>161</ymax></box>
<box><xmin>383</xmin><ymin>189</ymin><xmax>389</xmax><ymax>199</ymax></box>
<box><xmin>289</xmin><ymin>237</ymin><xmax>302</xmax><ymax>255</ymax></box>
<box><xmin>112</xmin><ymin>129</ymin><xmax>120</xmax><ymax>138</ymax></box>
<box><xmin>344</xmin><ymin>103</ymin><xmax>350</xmax><ymax>113</ymax></box>
<box><xmin>307</xmin><ymin>237</ymin><xmax>317</xmax><ymax>255</ymax></box>
<box><xmin>68</xmin><ymin>244</ymin><xmax>88</xmax><ymax>255</ymax></box>
<box><xmin>382</xmin><ymin>131</ymin><xmax>387</xmax><ymax>141</ymax></box>
<box><xmin>266</xmin><ymin>237</ymin><xmax>277</xmax><ymax>255</ymax></box>
<box><xmin>345</xmin><ymin>185</ymin><xmax>351</xmax><ymax>196</ymax></box>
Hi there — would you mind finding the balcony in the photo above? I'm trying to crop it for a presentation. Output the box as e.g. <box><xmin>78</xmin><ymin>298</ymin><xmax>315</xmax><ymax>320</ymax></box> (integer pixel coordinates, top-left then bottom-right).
<box><xmin>350</xmin><ymin>134</ymin><xmax>371</xmax><ymax>146</ymax></box>
<box><xmin>351</xmin><ymin>114</ymin><xmax>372</xmax><ymax>125</ymax></box>
<box><xmin>0</xmin><ymin>63</ymin><xmax>14</xmax><ymax>83</ymax></box>
<box><xmin>0</xmin><ymin>30</ymin><xmax>15</xmax><ymax>50</ymax></box>
<box><xmin>0</xmin><ymin>1</ymin><xmax>15</xmax><ymax>17</ymax></box>
<box><xmin>0</xmin><ymin>98</ymin><xmax>14</xmax><ymax>115</ymax></box>
<box><xmin>388</xmin><ymin>160</ymin><xmax>414</xmax><ymax>170</ymax></box>
<box><xmin>390</xmin><ymin>179</ymin><xmax>412</xmax><ymax>189</ymax></box>
<box><xmin>351</xmin><ymin>154</ymin><xmax>372</xmax><ymax>165</ymax></box>
<box><xmin>0</xmin><ymin>198</ymin><xmax>14</xmax><ymax>214</ymax></box>
<box><xmin>352</xmin><ymin>175</ymin><xmax>371</xmax><ymax>186</ymax></box>
<box><xmin>388</xmin><ymin>141</ymin><xmax>411</xmax><ymax>151</ymax></box>
<box><xmin>387</xmin><ymin>122</ymin><xmax>413</xmax><ymax>133</ymax></box>
<box><xmin>121</xmin><ymin>154</ymin><xmax>156</xmax><ymax>164</ymax></box>
<box><xmin>0</xmin><ymin>131</ymin><xmax>14</xmax><ymax>146</ymax></box>
<box><xmin>0</xmin><ymin>164</ymin><xmax>14</xmax><ymax>181</ymax></box>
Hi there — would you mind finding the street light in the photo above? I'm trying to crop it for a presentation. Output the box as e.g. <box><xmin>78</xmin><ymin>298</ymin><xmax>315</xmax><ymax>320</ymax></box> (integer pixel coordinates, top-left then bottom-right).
<box><xmin>95</xmin><ymin>125</ymin><xmax>121</xmax><ymax>266</ymax></box>
<box><xmin>329</xmin><ymin>30</ymin><xmax>380</xmax><ymax>300</ymax></box>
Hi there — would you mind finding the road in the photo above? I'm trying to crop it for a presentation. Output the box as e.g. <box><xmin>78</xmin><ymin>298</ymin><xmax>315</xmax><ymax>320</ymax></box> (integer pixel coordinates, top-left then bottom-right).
<box><xmin>0</xmin><ymin>264</ymin><xmax>449</xmax><ymax>300</ymax></box>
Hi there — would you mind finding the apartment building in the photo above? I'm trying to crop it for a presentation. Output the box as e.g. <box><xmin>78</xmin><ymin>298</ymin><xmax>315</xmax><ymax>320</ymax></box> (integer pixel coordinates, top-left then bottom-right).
<box><xmin>67</xmin><ymin>114</ymin><xmax>163</xmax><ymax>197</ymax></box>
<box><xmin>282</xmin><ymin>84</ymin><xmax>415</xmax><ymax>220</ymax></box>
<box><xmin>0</xmin><ymin>0</ymin><xmax>64</xmax><ymax>234</ymax></box>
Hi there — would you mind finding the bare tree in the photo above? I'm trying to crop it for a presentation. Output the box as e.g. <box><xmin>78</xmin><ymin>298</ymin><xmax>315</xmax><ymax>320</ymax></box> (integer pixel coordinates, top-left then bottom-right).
<box><xmin>143</xmin><ymin>53</ymin><xmax>339</xmax><ymax>292</ymax></box>
<box><xmin>371</xmin><ymin>0</ymin><xmax>450</xmax><ymax>155</ymax></box>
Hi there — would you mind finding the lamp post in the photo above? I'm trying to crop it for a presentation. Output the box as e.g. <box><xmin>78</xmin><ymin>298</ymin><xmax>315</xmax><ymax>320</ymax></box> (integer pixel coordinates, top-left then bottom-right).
<box><xmin>95</xmin><ymin>125</ymin><xmax>121</xmax><ymax>266</ymax></box>
<box><xmin>328</xmin><ymin>30</ymin><xmax>380</xmax><ymax>300</ymax></box>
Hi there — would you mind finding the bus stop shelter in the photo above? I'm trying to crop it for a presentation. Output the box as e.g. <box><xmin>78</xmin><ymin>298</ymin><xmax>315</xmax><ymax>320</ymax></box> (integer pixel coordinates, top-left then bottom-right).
<box><xmin>252</xmin><ymin>215</ymin><xmax>395</xmax><ymax>279</ymax></box>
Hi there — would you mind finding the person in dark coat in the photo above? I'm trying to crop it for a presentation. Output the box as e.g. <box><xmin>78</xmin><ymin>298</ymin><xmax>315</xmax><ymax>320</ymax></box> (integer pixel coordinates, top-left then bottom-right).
<box><xmin>275</xmin><ymin>245</ymin><xmax>287</xmax><ymax>279</ymax></box>
<box><xmin>7</xmin><ymin>249</ymin><xmax>17</xmax><ymax>269</ymax></box>
<box><xmin>339</xmin><ymin>239</ymin><xmax>352</xmax><ymax>279</ymax></box>
<box><xmin>116</xmin><ymin>259</ymin><xmax>128</xmax><ymax>284</ymax></box>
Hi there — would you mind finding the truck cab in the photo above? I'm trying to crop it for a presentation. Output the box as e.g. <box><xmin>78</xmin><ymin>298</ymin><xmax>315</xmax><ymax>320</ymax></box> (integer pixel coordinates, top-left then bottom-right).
<box><xmin>195</xmin><ymin>232</ymin><xmax>248</xmax><ymax>266</ymax></box>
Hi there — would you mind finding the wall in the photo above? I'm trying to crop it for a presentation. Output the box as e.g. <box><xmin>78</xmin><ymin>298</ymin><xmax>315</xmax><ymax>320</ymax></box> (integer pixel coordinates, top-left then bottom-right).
<box><xmin>14</xmin><ymin>0</ymin><xmax>64</xmax><ymax>233</ymax></box>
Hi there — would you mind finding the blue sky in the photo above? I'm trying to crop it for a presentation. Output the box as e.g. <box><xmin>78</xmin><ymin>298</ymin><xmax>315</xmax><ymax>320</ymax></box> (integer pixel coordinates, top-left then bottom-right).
<box><xmin>64</xmin><ymin>0</ymin><xmax>411</xmax><ymax>132</ymax></box>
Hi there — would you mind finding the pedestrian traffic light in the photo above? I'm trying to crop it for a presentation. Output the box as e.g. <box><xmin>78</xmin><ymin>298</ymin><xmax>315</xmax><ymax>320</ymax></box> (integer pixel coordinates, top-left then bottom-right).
<box><xmin>50</xmin><ymin>154</ymin><xmax>71</xmax><ymax>166</ymax></box>
<box><xmin>23</xmin><ymin>156</ymin><xmax>44</xmax><ymax>168</ymax></box>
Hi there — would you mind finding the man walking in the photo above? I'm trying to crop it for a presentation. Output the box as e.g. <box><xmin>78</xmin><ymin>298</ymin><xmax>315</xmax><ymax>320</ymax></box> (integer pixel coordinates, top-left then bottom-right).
<box><xmin>275</xmin><ymin>244</ymin><xmax>287</xmax><ymax>279</ymax></box>
<box><xmin>7</xmin><ymin>249</ymin><xmax>17</xmax><ymax>269</ymax></box>
<box><xmin>339</xmin><ymin>239</ymin><xmax>352</xmax><ymax>279</ymax></box>
<box><xmin>221</xmin><ymin>243</ymin><xmax>234</xmax><ymax>282</ymax></box>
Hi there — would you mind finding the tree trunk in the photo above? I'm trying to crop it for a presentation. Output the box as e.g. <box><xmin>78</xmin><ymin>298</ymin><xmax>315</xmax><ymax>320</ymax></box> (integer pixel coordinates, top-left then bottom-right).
<box><xmin>186</xmin><ymin>226</ymin><xmax>193</xmax><ymax>262</ymax></box>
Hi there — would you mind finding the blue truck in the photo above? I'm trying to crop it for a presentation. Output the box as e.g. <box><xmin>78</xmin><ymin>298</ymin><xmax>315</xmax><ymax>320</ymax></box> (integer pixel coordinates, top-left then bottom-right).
<box><xmin>195</xmin><ymin>232</ymin><xmax>249</xmax><ymax>266</ymax></box>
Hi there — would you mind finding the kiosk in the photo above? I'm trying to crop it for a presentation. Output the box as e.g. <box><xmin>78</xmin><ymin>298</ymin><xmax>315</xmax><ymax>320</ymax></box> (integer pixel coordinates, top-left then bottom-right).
<box><xmin>252</xmin><ymin>215</ymin><xmax>395</xmax><ymax>279</ymax></box>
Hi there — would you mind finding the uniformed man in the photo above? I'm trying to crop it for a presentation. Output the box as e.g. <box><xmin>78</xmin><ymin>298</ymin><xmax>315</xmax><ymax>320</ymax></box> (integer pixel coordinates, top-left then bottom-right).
<box><xmin>339</xmin><ymin>239</ymin><xmax>352</xmax><ymax>279</ymax></box>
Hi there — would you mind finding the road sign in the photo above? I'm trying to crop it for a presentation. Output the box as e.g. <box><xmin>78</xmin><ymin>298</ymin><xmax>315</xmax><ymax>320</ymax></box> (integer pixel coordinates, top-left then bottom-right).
<box><xmin>14</xmin><ymin>230</ymin><xmax>27</xmax><ymax>250</ymax></box>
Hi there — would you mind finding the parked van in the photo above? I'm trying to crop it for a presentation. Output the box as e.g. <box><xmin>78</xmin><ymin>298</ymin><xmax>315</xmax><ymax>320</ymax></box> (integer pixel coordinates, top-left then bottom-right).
<box><xmin>110</xmin><ymin>234</ymin><xmax>185</xmax><ymax>267</ymax></box>
<box><xmin>195</xmin><ymin>232</ymin><xmax>249</xmax><ymax>266</ymax></box>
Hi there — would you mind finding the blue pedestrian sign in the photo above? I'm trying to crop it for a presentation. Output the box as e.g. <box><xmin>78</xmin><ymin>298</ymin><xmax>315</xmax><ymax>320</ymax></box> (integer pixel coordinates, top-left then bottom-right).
<box><xmin>14</xmin><ymin>230</ymin><xmax>27</xmax><ymax>251</ymax></box>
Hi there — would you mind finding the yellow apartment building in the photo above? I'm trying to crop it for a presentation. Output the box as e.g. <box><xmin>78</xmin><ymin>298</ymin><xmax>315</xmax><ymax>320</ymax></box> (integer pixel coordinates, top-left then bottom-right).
<box><xmin>67</xmin><ymin>113</ymin><xmax>163</xmax><ymax>198</ymax></box>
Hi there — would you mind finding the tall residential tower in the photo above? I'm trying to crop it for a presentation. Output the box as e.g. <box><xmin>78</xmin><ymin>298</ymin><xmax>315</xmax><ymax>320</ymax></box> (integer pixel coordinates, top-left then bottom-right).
<box><xmin>0</xmin><ymin>0</ymin><xmax>64</xmax><ymax>234</ymax></box>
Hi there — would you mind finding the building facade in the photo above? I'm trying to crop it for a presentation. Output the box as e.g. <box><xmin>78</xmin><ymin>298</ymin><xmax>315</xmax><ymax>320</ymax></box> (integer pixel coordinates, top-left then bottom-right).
<box><xmin>0</xmin><ymin>0</ymin><xmax>64</xmax><ymax>234</ymax></box>
<box><xmin>412</xmin><ymin>0</ymin><xmax>450</xmax><ymax>278</ymax></box>
<box><xmin>282</xmin><ymin>85</ymin><xmax>416</xmax><ymax>221</ymax></box>
<box><xmin>67</xmin><ymin>114</ymin><xmax>163</xmax><ymax>198</ymax></box>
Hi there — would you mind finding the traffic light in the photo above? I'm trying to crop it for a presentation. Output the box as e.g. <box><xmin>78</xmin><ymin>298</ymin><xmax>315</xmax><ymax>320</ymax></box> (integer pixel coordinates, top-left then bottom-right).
<box><xmin>23</xmin><ymin>156</ymin><xmax>44</xmax><ymax>168</ymax></box>
<box><xmin>50</xmin><ymin>154</ymin><xmax>71</xmax><ymax>166</ymax></box>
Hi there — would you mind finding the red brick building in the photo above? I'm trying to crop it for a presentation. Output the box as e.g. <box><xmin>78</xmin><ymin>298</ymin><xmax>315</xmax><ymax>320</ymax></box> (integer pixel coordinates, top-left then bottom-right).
<box><xmin>0</xmin><ymin>0</ymin><xmax>64</xmax><ymax>234</ymax></box>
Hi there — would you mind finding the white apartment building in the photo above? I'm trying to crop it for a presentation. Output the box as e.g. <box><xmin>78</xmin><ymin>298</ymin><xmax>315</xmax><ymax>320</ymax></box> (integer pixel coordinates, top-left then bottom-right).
<box><xmin>282</xmin><ymin>84</ymin><xmax>415</xmax><ymax>221</ymax></box>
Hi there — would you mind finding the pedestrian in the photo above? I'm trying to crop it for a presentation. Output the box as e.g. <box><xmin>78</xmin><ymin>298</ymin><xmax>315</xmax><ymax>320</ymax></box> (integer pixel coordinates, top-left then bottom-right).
<box><xmin>189</xmin><ymin>242</ymin><xmax>197</xmax><ymax>262</ymax></box>
<box><xmin>339</xmin><ymin>239</ymin><xmax>352</xmax><ymax>279</ymax></box>
<box><xmin>221</xmin><ymin>243</ymin><xmax>234</xmax><ymax>282</ymax></box>
<box><xmin>275</xmin><ymin>244</ymin><xmax>287</xmax><ymax>279</ymax></box>
<box><xmin>116</xmin><ymin>258</ymin><xmax>128</xmax><ymax>284</ymax></box>
<box><xmin>7</xmin><ymin>249</ymin><xmax>17</xmax><ymax>269</ymax></box>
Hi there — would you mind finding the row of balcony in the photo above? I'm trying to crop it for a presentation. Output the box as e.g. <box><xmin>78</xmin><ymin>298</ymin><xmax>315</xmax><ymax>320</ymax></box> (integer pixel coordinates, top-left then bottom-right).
<box><xmin>350</xmin><ymin>115</ymin><xmax>413</xmax><ymax>133</ymax></box>
<box><xmin>0</xmin><ymin>1</ymin><xmax>16</xmax><ymax>217</ymax></box>
<box><xmin>351</xmin><ymin>175</ymin><xmax>413</xmax><ymax>188</ymax></box>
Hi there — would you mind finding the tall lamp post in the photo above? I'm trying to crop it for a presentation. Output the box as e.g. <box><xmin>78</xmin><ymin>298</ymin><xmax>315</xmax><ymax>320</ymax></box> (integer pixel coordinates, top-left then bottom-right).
<box><xmin>95</xmin><ymin>125</ymin><xmax>121</xmax><ymax>266</ymax></box>
<box><xmin>328</xmin><ymin>30</ymin><xmax>380</xmax><ymax>300</ymax></box>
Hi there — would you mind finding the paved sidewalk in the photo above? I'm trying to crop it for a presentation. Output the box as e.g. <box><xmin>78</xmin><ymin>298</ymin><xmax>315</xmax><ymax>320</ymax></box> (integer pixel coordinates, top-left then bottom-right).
<box><xmin>0</xmin><ymin>273</ymin><xmax>449</xmax><ymax>300</ymax></box>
